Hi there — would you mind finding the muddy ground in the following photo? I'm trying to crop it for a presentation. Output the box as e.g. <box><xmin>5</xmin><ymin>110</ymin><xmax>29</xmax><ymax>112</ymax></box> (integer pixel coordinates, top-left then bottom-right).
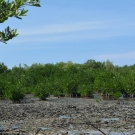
<box><xmin>0</xmin><ymin>95</ymin><xmax>135</xmax><ymax>135</ymax></box>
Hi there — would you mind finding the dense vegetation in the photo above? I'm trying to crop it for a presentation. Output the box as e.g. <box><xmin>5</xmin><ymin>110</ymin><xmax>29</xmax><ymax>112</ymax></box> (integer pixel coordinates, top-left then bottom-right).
<box><xmin>0</xmin><ymin>60</ymin><xmax>135</xmax><ymax>102</ymax></box>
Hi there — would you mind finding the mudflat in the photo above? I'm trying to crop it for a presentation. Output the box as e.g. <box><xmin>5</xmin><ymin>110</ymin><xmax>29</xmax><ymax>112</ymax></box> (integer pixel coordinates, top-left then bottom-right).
<box><xmin>0</xmin><ymin>95</ymin><xmax>135</xmax><ymax>135</ymax></box>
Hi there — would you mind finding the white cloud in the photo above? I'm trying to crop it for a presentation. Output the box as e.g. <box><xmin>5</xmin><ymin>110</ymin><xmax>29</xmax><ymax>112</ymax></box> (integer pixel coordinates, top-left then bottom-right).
<box><xmin>94</xmin><ymin>51</ymin><xmax>135</xmax><ymax>61</ymax></box>
<box><xmin>19</xmin><ymin>21</ymin><xmax>109</xmax><ymax>35</ymax></box>
<box><xmin>9</xmin><ymin>29</ymin><xmax>133</xmax><ymax>44</ymax></box>
<box><xmin>7</xmin><ymin>19</ymin><xmax>135</xmax><ymax>44</ymax></box>
<box><xmin>18</xmin><ymin>19</ymin><xmax>135</xmax><ymax>36</ymax></box>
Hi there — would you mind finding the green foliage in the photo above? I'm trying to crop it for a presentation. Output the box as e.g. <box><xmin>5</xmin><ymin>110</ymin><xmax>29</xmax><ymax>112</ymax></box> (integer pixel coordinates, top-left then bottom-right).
<box><xmin>84</xmin><ymin>59</ymin><xmax>105</xmax><ymax>69</ymax></box>
<box><xmin>0</xmin><ymin>62</ymin><xmax>8</xmax><ymax>74</ymax></box>
<box><xmin>113</xmin><ymin>92</ymin><xmax>122</xmax><ymax>98</ymax></box>
<box><xmin>78</xmin><ymin>84</ymin><xmax>92</xmax><ymax>96</ymax></box>
<box><xmin>0</xmin><ymin>76</ymin><xmax>6</xmax><ymax>98</ymax></box>
<box><xmin>0</xmin><ymin>0</ymin><xmax>40</xmax><ymax>43</ymax></box>
<box><xmin>4</xmin><ymin>83</ymin><xmax>25</xmax><ymax>102</ymax></box>
<box><xmin>33</xmin><ymin>82</ymin><xmax>49</xmax><ymax>100</ymax></box>
<box><xmin>0</xmin><ymin>27</ymin><xmax>18</xmax><ymax>43</ymax></box>
<box><xmin>51</xmin><ymin>79</ymin><xmax>65</xmax><ymax>96</ymax></box>
<box><xmin>121</xmin><ymin>70</ymin><xmax>135</xmax><ymax>94</ymax></box>
<box><xmin>0</xmin><ymin>60</ymin><xmax>135</xmax><ymax>101</ymax></box>
<box><xmin>103</xmin><ymin>59</ymin><xmax>114</xmax><ymax>71</ymax></box>
<box><xmin>0</xmin><ymin>63</ymin><xmax>8</xmax><ymax>98</ymax></box>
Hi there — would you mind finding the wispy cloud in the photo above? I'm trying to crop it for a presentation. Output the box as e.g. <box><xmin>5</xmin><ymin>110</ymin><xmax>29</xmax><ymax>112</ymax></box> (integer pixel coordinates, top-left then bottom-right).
<box><xmin>19</xmin><ymin>19</ymin><xmax>135</xmax><ymax>36</ymax></box>
<box><xmin>9</xmin><ymin>30</ymin><xmax>134</xmax><ymax>44</ymax></box>
<box><xmin>7</xmin><ymin>19</ymin><xmax>135</xmax><ymax>44</ymax></box>
<box><xmin>94</xmin><ymin>51</ymin><xmax>135</xmax><ymax>61</ymax></box>
<box><xmin>19</xmin><ymin>21</ymin><xmax>109</xmax><ymax>35</ymax></box>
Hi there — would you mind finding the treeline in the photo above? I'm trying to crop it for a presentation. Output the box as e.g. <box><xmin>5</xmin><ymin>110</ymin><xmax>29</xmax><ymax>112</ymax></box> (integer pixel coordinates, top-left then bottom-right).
<box><xmin>0</xmin><ymin>59</ymin><xmax>135</xmax><ymax>102</ymax></box>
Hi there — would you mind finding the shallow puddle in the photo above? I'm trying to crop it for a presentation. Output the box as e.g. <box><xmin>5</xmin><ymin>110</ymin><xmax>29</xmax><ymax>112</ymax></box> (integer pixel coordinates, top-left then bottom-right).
<box><xmin>101</xmin><ymin>117</ymin><xmax>120</xmax><ymax>121</ymax></box>
<box><xmin>110</xmin><ymin>131</ymin><xmax>133</xmax><ymax>135</ymax></box>
<box><xmin>59</xmin><ymin>115</ymin><xmax>71</xmax><ymax>119</ymax></box>
<box><xmin>68</xmin><ymin>130</ymin><xmax>134</xmax><ymax>135</ymax></box>
<box><xmin>12</xmin><ymin>126</ymin><xmax>19</xmax><ymax>130</ymax></box>
<box><xmin>38</xmin><ymin>127</ymin><xmax>50</xmax><ymax>131</ymax></box>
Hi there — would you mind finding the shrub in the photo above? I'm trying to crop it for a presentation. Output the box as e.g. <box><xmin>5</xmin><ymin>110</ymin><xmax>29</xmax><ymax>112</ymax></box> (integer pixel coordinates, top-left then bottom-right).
<box><xmin>4</xmin><ymin>83</ymin><xmax>25</xmax><ymax>102</ymax></box>
<box><xmin>33</xmin><ymin>83</ymin><xmax>49</xmax><ymax>100</ymax></box>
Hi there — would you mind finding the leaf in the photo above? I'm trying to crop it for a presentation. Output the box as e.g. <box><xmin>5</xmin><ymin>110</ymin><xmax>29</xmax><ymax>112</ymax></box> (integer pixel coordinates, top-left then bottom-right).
<box><xmin>15</xmin><ymin>16</ymin><xmax>22</xmax><ymax>19</ymax></box>
<box><xmin>0</xmin><ymin>0</ymin><xmax>40</xmax><ymax>43</ymax></box>
<box><xmin>33</xmin><ymin>3</ymin><xmax>41</xmax><ymax>7</ymax></box>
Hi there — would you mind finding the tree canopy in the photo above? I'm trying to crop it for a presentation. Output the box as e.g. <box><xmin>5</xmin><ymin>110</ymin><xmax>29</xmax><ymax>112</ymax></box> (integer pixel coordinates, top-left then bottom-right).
<box><xmin>0</xmin><ymin>60</ymin><xmax>135</xmax><ymax>102</ymax></box>
<box><xmin>0</xmin><ymin>0</ymin><xmax>40</xmax><ymax>44</ymax></box>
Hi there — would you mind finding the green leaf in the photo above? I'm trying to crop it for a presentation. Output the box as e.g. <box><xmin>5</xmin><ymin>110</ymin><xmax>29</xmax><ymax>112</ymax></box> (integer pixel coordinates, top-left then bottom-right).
<box><xmin>0</xmin><ymin>0</ymin><xmax>40</xmax><ymax>43</ymax></box>
<box><xmin>33</xmin><ymin>3</ymin><xmax>40</xmax><ymax>7</ymax></box>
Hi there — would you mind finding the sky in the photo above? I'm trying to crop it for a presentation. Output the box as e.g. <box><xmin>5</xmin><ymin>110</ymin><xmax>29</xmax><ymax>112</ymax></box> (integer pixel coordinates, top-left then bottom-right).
<box><xmin>0</xmin><ymin>0</ymin><xmax>135</xmax><ymax>69</ymax></box>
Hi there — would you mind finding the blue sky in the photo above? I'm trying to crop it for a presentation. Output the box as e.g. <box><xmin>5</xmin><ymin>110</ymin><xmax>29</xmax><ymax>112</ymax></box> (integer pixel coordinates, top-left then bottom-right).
<box><xmin>0</xmin><ymin>0</ymin><xmax>135</xmax><ymax>69</ymax></box>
